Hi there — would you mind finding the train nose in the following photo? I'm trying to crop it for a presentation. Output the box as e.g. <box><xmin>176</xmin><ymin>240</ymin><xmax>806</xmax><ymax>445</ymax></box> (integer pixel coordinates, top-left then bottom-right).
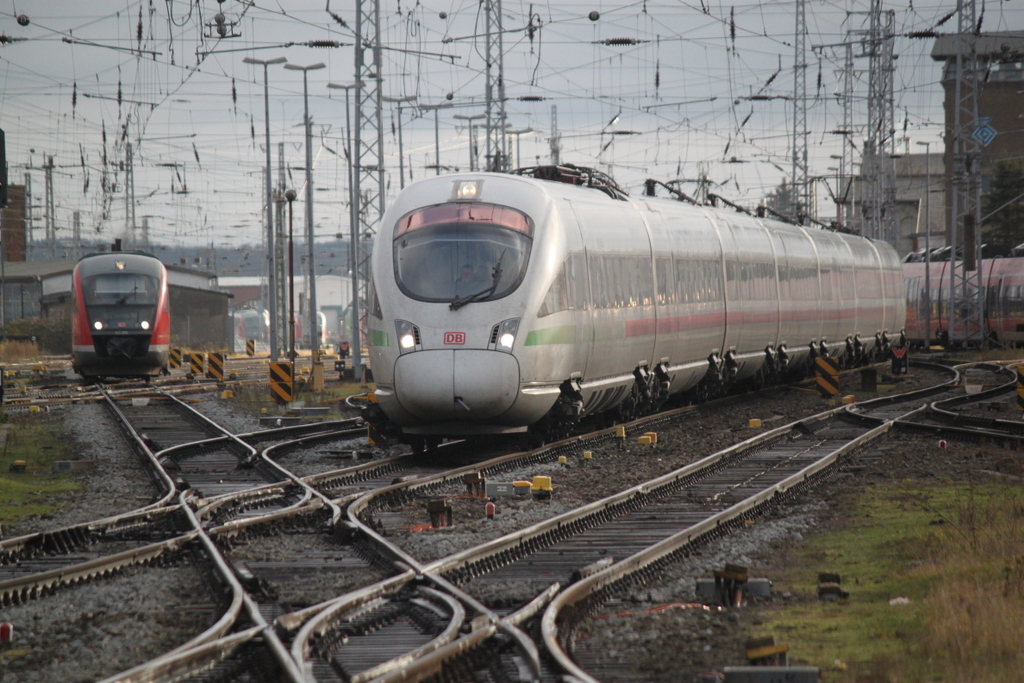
<box><xmin>394</xmin><ymin>350</ymin><xmax>520</xmax><ymax>421</ymax></box>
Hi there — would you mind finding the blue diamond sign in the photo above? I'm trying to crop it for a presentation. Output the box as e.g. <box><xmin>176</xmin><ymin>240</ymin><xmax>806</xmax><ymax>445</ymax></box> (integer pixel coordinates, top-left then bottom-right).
<box><xmin>973</xmin><ymin>119</ymin><xmax>997</xmax><ymax>146</ymax></box>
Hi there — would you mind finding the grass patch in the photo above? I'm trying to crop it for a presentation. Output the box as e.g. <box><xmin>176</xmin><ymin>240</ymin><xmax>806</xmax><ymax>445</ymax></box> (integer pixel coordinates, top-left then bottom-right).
<box><xmin>0</xmin><ymin>341</ymin><xmax>40</xmax><ymax>363</ymax></box>
<box><xmin>0</xmin><ymin>413</ymin><xmax>79</xmax><ymax>526</ymax></box>
<box><xmin>759</xmin><ymin>481</ymin><xmax>1024</xmax><ymax>682</ymax></box>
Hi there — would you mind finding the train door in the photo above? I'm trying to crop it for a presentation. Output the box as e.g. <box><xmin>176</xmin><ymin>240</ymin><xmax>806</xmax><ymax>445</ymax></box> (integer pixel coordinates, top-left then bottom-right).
<box><xmin>563</xmin><ymin>203</ymin><xmax>592</xmax><ymax>381</ymax></box>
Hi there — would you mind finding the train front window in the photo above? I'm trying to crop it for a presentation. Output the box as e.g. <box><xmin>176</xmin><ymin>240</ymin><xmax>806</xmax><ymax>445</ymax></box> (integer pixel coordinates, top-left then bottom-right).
<box><xmin>393</xmin><ymin>202</ymin><xmax>533</xmax><ymax>304</ymax></box>
<box><xmin>83</xmin><ymin>273</ymin><xmax>159</xmax><ymax>306</ymax></box>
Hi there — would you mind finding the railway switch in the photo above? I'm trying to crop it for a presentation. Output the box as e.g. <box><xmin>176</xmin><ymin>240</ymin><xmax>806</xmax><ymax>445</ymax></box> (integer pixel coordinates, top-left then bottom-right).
<box><xmin>697</xmin><ymin>563</ymin><xmax>771</xmax><ymax>607</ymax></box>
<box><xmin>427</xmin><ymin>499</ymin><xmax>453</xmax><ymax>528</ymax></box>
<box><xmin>484</xmin><ymin>482</ymin><xmax>515</xmax><ymax>497</ymax></box>
<box><xmin>463</xmin><ymin>472</ymin><xmax>485</xmax><ymax>497</ymax></box>
<box><xmin>531</xmin><ymin>476</ymin><xmax>552</xmax><ymax>499</ymax></box>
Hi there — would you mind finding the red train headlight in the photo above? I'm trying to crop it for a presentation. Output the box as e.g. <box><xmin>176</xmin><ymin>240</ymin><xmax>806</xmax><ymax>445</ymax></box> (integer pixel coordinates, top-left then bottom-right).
<box><xmin>141</xmin><ymin>321</ymin><xmax>150</xmax><ymax>330</ymax></box>
<box><xmin>94</xmin><ymin>321</ymin><xmax>103</xmax><ymax>331</ymax></box>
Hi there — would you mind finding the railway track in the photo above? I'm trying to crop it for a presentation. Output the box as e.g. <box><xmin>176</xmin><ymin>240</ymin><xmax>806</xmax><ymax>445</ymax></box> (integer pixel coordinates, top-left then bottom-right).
<box><xmin>285</xmin><ymin>362</ymin><xmax>1022</xmax><ymax>682</ymax></box>
<box><xmin>6</xmin><ymin>359</ymin><xmax>1022</xmax><ymax>683</ymax></box>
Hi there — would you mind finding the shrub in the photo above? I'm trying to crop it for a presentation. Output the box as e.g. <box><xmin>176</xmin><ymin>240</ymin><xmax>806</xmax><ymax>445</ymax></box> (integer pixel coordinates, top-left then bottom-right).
<box><xmin>2</xmin><ymin>315</ymin><xmax>72</xmax><ymax>355</ymax></box>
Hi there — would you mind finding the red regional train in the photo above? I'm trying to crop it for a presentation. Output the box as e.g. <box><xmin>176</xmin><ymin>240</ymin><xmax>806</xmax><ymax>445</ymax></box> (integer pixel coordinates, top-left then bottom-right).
<box><xmin>71</xmin><ymin>251</ymin><xmax>171</xmax><ymax>379</ymax></box>
<box><xmin>904</xmin><ymin>255</ymin><xmax>1024</xmax><ymax>347</ymax></box>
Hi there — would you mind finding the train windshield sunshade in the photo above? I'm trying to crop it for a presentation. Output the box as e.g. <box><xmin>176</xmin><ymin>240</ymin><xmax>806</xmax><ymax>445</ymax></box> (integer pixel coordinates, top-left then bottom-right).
<box><xmin>393</xmin><ymin>203</ymin><xmax>533</xmax><ymax>304</ymax></box>
<box><xmin>396</xmin><ymin>203</ymin><xmax>532</xmax><ymax>237</ymax></box>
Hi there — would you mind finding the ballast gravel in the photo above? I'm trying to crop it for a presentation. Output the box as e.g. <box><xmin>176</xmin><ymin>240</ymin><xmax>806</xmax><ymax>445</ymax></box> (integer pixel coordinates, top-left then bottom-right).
<box><xmin>0</xmin><ymin>364</ymin><xmax>973</xmax><ymax>682</ymax></box>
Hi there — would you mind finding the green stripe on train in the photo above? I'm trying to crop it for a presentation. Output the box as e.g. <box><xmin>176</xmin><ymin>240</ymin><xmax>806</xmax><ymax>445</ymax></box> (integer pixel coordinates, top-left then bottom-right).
<box><xmin>524</xmin><ymin>325</ymin><xmax>576</xmax><ymax>346</ymax></box>
<box><xmin>368</xmin><ymin>329</ymin><xmax>390</xmax><ymax>347</ymax></box>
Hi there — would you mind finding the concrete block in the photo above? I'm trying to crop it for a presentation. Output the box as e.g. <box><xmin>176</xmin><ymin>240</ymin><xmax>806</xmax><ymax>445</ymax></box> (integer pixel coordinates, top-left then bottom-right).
<box><xmin>299</xmin><ymin>406</ymin><xmax>329</xmax><ymax>417</ymax></box>
<box><xmin>723</xmin><ymin>666</ymin><xmax>820</xmax><ymax>683</ymax></box>
<box><xmin>746</xmin><ymin>577</ymin><xmax>772</xmax><ymax>597</ymax></box>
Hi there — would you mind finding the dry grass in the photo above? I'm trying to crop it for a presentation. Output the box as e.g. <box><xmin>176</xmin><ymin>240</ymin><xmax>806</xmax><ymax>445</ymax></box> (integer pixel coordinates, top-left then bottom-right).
<box><xmin>0</xmin><ymin>341</ymin><xmax>40</xmax><ymax>362</ymax></box>
<box><xmin>912</xmin><ymin>486</ymin><xmax>1024</xmax><ymax>680</ymax></box>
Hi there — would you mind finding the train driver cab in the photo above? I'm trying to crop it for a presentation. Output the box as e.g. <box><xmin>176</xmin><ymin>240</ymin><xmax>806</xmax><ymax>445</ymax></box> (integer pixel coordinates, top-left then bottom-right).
<box><xmin>393</xmin><ymin>201</ymin><xmax>534</xmax><ymax>308</ymax></box>
<box><xmin>79</xmin><ymin>264</ymin><xmax>162</xmax><ymax>335</ymax></box>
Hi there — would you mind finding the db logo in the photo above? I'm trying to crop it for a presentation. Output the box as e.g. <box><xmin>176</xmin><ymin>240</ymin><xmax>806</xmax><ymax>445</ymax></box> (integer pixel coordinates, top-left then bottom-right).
<box><xmin>444</xmin><ymin>332</ymin><xmax>466</xmax><ymax>345</ymax></box>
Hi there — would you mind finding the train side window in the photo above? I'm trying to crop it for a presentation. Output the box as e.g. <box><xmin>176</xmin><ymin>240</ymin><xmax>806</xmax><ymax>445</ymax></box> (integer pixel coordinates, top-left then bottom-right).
<box><xmin>571</xmin><ymin>253</ymin><xmax>588</xmax><ymax>310</ymax></box>
<box><xmin>655</xmin><ymin>256</ymin><xmax>673</xmax><ymax>305</ymax></box>
<box><xmin>538</xmin><ymin>258</ymin><xmax>573</xmax><ymax>317</ymax></box>
<box><xmin>367</xmin><ymin>273</ymin><xmax>383</xmax><ymax>320</ymax></box>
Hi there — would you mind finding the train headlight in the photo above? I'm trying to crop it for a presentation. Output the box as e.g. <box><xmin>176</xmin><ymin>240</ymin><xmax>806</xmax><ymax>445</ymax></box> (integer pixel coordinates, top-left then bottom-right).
<box><xmin>94</xmin><ymin>321</ymin><xmax>103</xmax><ymax>331</ymax></box>
<box><xmin>491</xmin><ymin>318</ymin><xmax>520</xmax><ymax>353</ymax></box>
<box><xmin>141</xmin><ymin>321</ymin><xmax>150</xmax><ymax>330</ymax></box>
<box><xmin>453</xmin><ymin>180</ymin><xmax>479</xmax><ymax>200</ymax></box>
<box><xmin>395</xmin><ymin>319</ymin><xmax>421</xmax><ymax>353</ymax></box>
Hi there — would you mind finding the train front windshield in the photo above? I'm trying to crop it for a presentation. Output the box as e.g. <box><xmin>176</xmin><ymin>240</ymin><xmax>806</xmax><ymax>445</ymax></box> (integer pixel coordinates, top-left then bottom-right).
<box><xmin>393</xmin><ymin>203</ymin><xmax>533</xmax><ymax>304</ymax></box>
<box><xmin>82</xmin><ymin>273</ymin><xmax>159</xmax><ymax>323</ymax></box>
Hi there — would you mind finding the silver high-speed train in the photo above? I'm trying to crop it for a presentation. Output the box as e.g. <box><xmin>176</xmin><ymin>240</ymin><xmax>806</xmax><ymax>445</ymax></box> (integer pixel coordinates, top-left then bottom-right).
<box><xmin>366</xmin><ymin>166</ymin><xmax>905</xmax><ymax>447</ymax></box>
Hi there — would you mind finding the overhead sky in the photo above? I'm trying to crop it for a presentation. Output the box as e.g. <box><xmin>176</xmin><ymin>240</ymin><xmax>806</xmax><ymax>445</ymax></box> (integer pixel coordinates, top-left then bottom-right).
<box><xmin>1</xmin><ymin>0</ymin><xmax>1021</xmax><ymax>249</ymax></box>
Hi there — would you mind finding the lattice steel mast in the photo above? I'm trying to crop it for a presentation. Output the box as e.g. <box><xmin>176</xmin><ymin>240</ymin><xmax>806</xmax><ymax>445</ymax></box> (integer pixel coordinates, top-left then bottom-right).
<box><xmin>947</xmin><ymin>0</ymin><xmax>985</xmax><ymax>345</ymax></box>
<box><xmin>791</xmin><ymin>0</ymin><xmax>809</xmax><ymax>221</ymax></box>
<box><xmin>351</xmin><ymin>0</ymin><xmax>386</xmax><ymax>380</ymax></box>
<box><xmin>484</xmin><ymin>0</ymin><xmax>508</xmax><ymax>172</ymax></box>
<box><xmin>863</xmin><ymin>2</ymin><xmax>898</xmax><ymax>245</ymax></box>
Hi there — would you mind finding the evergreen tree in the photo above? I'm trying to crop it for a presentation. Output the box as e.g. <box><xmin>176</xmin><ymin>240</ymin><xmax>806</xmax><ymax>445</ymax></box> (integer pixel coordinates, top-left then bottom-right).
<box><xmin>982</xmin><ymin>161</ymin><xmax>1024</xmax><ymax>252</ymax></box>
<box><xmin>764</xmin><ymin>179</ymin><xmax>793</xmax><ymax>215</ymax></box>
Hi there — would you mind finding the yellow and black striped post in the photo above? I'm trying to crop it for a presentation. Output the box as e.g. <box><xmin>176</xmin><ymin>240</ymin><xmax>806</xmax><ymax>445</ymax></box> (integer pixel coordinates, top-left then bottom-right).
<box><xmin>815</xmin><ymin>356</ymin><xmax>840</xmax><ymax>398</ymax></box>
<box><xmin>190</xmin><ymin>351</ymin><xmax>205</xmax><ymax>377</ymax></box>
<box><xmin>270</xmin><ymin>362</ymin><xmax>294</xmax><ymax>404</ymax></box>
<box><xmin>169</xmin><ymin>348</ymin><xmax>182</xmax><ymax>369</ymax></box>
<box><xmin>207</xmin><ymin>352</ymin><xmax>225</xmax><ymax>381</ymax></box>
<box><xmin>1017</xmin><ymin>368</ymin><xmax>1024</xmax><ymax>413</ymax></box>
<box><xmin>246</xmin><ymin>339</ymin><xmax>255</xmax><ymax>357</ymax></box>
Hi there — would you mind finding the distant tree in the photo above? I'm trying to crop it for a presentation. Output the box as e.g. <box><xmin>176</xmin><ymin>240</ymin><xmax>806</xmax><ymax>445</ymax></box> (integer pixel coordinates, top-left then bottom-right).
<box><xmin>982</xmin><ymin>161</ymin><xmax>1024</xmax><ymax>252</ymax></box>
<box><xmin>764</xmin><ymin>179</ymin><xmax>793</xmax><ymax>215</ymax></box>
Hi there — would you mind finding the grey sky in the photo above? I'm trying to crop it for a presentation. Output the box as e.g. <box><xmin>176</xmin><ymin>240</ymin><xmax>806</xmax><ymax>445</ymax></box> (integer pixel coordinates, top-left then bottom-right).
<box><xmin>1</xmin><ymin>0</ymin><xmax>1020</xmax><ymax>247</ymax></box>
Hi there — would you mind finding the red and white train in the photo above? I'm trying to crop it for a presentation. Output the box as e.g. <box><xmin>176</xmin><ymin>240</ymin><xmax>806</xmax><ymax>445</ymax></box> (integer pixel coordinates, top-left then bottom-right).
<box><xmin>71</xmin><ymin>251</ymin><xmax>171</xmax><ymax>379</ymax></box>
<box><xmin>903</xmin><ymin>255</ymin><xmax>1024</xmax><ymax>347</ymax></box>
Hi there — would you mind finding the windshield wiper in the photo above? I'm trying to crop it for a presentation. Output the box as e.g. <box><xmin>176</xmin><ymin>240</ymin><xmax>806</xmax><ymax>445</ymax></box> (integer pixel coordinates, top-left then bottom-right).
<box><xmin>450</xmin><ymin>250</ymin><xmax>505</xmax><ymax>311</ymax></box>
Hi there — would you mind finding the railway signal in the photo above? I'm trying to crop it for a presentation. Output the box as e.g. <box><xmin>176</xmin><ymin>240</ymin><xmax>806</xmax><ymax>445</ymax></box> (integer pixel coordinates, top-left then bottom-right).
<box><xmin>891</xmin><ymin>346</ymin><xmax>909</xmax><ymax>375</ymax></box>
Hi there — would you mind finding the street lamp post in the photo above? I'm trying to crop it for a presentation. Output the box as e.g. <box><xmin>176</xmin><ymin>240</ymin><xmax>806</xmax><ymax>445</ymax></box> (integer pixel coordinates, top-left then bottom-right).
<box><xmin>285</xmin><ymin>189</ymin><xmax>297</xmax><ymax>363</ymax></box>
<box><xmin>243</xmin><ymin>55</ymin><xmax>287</xmax><ymax>361</ymax></box>
<box><xmin>453</xmin><ymin>113</ymin><xmax>486</xmax><ymax>171</ymax></box>
<box><xmin>916</xmin><ymin>140</ymin><xmax>933</xmax><ymax>349</ymax></box>
<box><xmin>285</xmin><ymin>62</ymin><xmax>326</xmax><ymax>358</ymax></box>
<box><xmin>328</xmin><ymin>81</ymin><xmax>363</xmax><ymax>381</ymax></box>
<box><xmin>383</xmin><ymin>96</ymin><xmax>417</xmax><ymax>189</ymax></box>
<box><xmin>420</xmin><ymin>103</ymin><xmax>454</xmax><ymax>175</ymax></box>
